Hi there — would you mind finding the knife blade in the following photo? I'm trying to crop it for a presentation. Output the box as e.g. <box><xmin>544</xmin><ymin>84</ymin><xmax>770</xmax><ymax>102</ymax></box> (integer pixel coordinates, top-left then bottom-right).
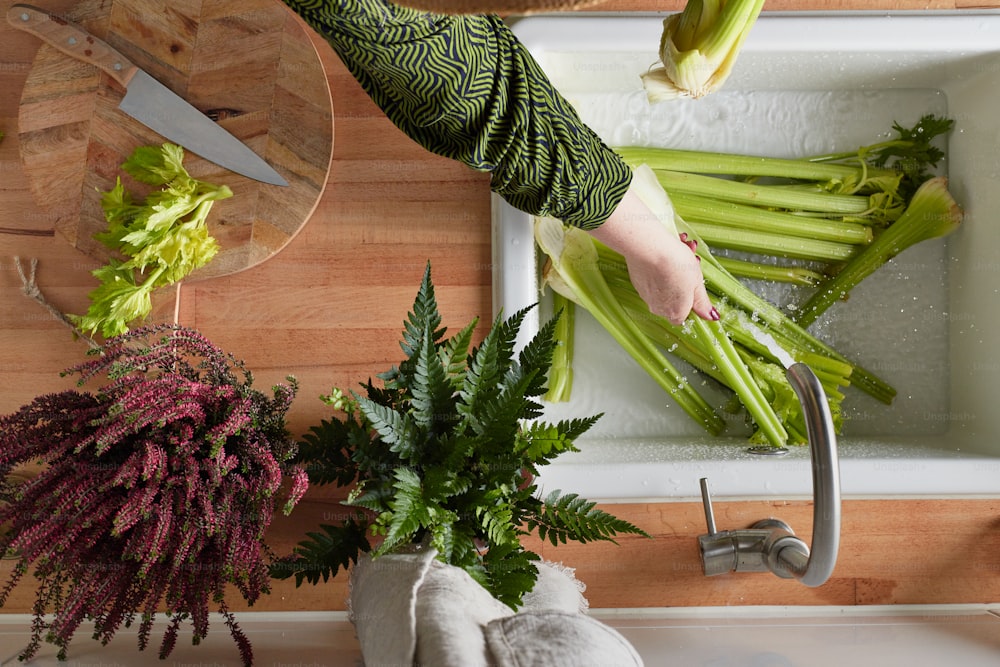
<box><xmin>7</xmin><ymin>4</ymin><xmax>289</xmax><ymax>187</ymax></box>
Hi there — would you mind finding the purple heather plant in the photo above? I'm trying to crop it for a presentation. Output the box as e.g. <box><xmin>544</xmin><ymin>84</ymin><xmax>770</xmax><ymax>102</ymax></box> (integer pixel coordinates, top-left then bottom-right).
<box><xmin>0</xmin><ymin>325</ymin><xmax>308</xmax><ymax>666</ymax></box>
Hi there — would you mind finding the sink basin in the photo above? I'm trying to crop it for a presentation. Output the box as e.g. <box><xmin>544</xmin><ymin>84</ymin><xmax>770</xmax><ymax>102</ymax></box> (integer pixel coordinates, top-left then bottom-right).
<box><xmin>492</xmin><ymin>11</ymin><xmax>1000</xmax><ymax>500</ymax></box>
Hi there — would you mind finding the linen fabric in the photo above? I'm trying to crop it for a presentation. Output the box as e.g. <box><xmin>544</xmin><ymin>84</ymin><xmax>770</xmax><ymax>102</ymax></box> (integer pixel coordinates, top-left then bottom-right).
<box><xmin>347</xmin><ymin>549</ymin><xmax>644</xmax><ymax>666</ymax></box>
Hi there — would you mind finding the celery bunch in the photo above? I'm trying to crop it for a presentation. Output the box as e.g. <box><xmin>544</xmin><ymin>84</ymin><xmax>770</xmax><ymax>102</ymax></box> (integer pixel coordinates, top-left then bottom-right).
<box><xmin>537</xmin><ymin>166</ymin><xmax>852</xmax><ymax>447</ymax></box>
<box><xmin>614</xmin><ymin>115</ymin><xmax>962</xmax><ymax>317</ymax></box>
<box><xmin>535</xmin><ymin>116</ymin><xmax>964</xmax><ymax>447</ymax></box>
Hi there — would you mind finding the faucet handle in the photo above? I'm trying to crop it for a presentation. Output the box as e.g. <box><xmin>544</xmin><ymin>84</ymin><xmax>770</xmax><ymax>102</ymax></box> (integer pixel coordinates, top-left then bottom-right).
<box><xmin>697</xmin><ymin>477</ymin><xmax>742</xmax><ymax>577</ymax></box>
<box><xmin>698</xmin><ymin>477</ymin><xmax>718</xmax><ymax>535</ymax></box>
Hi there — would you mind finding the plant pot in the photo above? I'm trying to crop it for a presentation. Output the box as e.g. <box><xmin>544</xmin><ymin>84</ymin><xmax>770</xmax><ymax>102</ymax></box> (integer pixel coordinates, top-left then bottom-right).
<box><xmin>347</xmin><ymin>549</ymin><xmax>644</xmax><ymax>667</ymax></box>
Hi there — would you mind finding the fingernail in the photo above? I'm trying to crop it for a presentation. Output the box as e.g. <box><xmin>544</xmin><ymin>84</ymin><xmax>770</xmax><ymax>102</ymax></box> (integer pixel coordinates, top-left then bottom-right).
<box><xmin>679</xmin><ymin>232</ymin><xmax>688</xmax><ymax>242</ymax></box>
<box><xmin>709</xmin><ymin>307</ymin><xmax>720</xmax><ymax>321</ymax></box>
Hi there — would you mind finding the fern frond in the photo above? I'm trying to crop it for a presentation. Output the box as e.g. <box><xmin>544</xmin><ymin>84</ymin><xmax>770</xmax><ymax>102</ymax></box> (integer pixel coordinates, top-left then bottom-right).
<box><xmin>474</xmin><ymin>375</ymin><xmax>535</xmax><ymax>449</ymax></box>
<box><xmin>492</xmin><ymin>306</ymin><xmax>531</xmax><ymax>367</ymax></box>
<box><xmin>479</xmin><ymin>542</ymin><xmax>539</xmax><ymax>610</ymax></box>
<box><xmin>516</xmin><ymin>305</ymin><xmax>558</xmax><ymax>400</ymax></box>
<box><xmin>400</xmin><ymin>263</ymin><xmax>445</xmax><ymax>359</ymax></box>
<box><xmin>294</xmin><ymin>418</ymin><xmax>359</xmax><ymax>488</ymax></box>
<box><xmin>527</xmin><ymin>490</ymin><xmax>651</xmax><ymax>547</ymax></box>
<box><xmin>428</xmin><ymin>514</ymin><xmax>458</xmax><ymax>562</ymax></box>
<box><xmin>421</xmin><ymin>465</ymin><xmax>471</xmax><ymax>501</ymax></box>
<box><xmin>270</xmin><ymin>518</ymin><xmax>370</xmax><ymax>586</ymax></box>
<box><xmin>344</xmin><ymin>481</ymin><xmax>393</xmax><ymax>514</ymax></box>
<box><xmin>514</xmin><ymin>416</ymin><xmax>600</xmax><ymax>462</ymax></box>
<box><xmin>441</xmin><ymin>319</ymin><xmax>478</xmax><ymax>388</ymax></box>
<box><xmin>476</xmin><ymin>503</ymin><xmax>517</xmax><ymax>548</ymax></box>
<box><xmin>442</xmin><ymin>528</ymin><xmax>480</xmax><ymax>572</ymax></box>
<box><xmin>355</xmin><ymin>397</ymin><xmax>418</xmax><ymax>460</ymax></box>
<box><xmin>410</xmin><ymin>323</ymin><xmax>454</xmax><ymax>432</ymax></box>
<box><xmin>361</xmin><ymin>379</ymin><xmax>402</xmax><ymax>407</ymax></box>
<box><xmin>437</xmin><ymin>432</ymin><xmax>478</xmax><ymax>472</ymax></box>
<box><xmin>375</xmin><ymin>468</ymin><xmax>430</xmax><ymax>554</ymax></box>
<box><xmin>458</xmin><ymin>330</ymin><xmax>505</xmax><ymax>433</ymax></box>
<box><xmin>552</xmin><ymin>415</ymin><xmax>603</xmax><ymax>442</ymax></box>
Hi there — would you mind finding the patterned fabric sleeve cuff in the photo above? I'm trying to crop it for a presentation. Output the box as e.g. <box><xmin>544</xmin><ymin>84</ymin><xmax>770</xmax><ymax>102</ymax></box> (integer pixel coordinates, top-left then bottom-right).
<box><xmin>493</xmin><ymin>145</ymin><xmax>633</xmax><ymax>231</ymax></box>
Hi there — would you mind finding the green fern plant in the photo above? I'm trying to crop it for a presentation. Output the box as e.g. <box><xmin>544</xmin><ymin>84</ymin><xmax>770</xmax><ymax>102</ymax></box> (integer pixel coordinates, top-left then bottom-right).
<box><xmin>273</xmin><ymin>263</ymin><xmax>649</xmax><ymax>608</ymax></box>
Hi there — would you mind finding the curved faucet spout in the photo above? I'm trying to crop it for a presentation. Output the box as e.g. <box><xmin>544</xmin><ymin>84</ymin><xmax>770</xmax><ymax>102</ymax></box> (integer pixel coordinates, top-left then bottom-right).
<box><xmin>784</xmin><ymin>362</ymin><xmax>841</xmax><ymax>587</ymax></box>
<box><xmin>697</xmin><ymin>362</ymin><xmax>842</xmax><ymax>588</ymax></box>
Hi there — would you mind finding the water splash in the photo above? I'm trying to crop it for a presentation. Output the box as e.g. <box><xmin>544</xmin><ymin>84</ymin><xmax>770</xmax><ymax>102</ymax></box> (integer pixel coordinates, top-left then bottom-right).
<box><xmin>744</xmin><ymin>320</ymin><xmax>795</xmax><ymax>369</ymax></box>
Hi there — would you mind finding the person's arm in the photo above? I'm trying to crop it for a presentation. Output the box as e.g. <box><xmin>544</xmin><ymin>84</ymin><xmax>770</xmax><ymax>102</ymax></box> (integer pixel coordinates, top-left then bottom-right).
<box><xmin>284</xmin><ymin>0</ymin><xmax>715</xmax><ymax>321</ymax></box>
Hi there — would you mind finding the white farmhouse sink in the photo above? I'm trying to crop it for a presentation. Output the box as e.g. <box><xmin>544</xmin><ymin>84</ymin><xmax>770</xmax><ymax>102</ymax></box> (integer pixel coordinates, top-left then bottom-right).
<box><xmin>492</xmin><ymin>11</ymin><xmax>1000</xmax><ymax>501</ymax></box>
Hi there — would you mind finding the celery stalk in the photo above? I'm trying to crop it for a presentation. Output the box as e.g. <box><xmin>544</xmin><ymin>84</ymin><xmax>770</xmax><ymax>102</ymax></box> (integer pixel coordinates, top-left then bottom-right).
<box><xmin>671</xmin><ymin>192</ymin><xmax>873</xmax><ymax>245</ymax></box>
<box><xmin>695</xmin><ymin>250</ymin><xmax>896</xmax><ymax>404</ymax></box>
<box><xmin>653</xmin><ymin>170</ymin><xmax>873</xmax><ymax>215</ymax></box>
<box><xmin>715</xmin><ymin>257</ymin><xmax>824</xmax><ymax>287</ymax></box>
<box><xmin>544</xmin><ymin>293</ymin><xmax>575</xmax><ymax>403</ymax></box>
<box><xmin>614</xmin><ymin>146</ymin><xmax>888</xmax><ymax>184</ymax></box>
<box><xmin>689</xmin><ymin>316</ymin><xmax>789</xmax><ymax>446</ymax></box>
<box><xmin>794</xmin><ymin>177</ymin><xmax>963</xmax><ymax>327</ymax></box>
<box><xmin>589</xmin><ymin>231</ymin><xmax>891</xmax><ymax>404</ymax></box>
<box><xmin>536</xmin><ymin>217</ymin><xmax>725</xmax><ymax>435</ymax></box>
<box><xmin>689</xmin><ymin>221</ymin><xmax>858</xmax><ymax>262</ymax></box>
<box><xmin>601</xmin><ymin>251</ymin><xmax>841</xmax><ymax>447</ymax></box>
<box><xmin>601</xmin><ymin>255</ymin><xmax>797</xmax><ymax>446</ymax></box>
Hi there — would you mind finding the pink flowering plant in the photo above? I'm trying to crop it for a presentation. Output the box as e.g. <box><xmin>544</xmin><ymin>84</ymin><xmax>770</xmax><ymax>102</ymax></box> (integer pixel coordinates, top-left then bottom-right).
<box><xmin>0</xmin><ymin>325</ymin><xmax>308</xmax><ymax>666</ymax></box>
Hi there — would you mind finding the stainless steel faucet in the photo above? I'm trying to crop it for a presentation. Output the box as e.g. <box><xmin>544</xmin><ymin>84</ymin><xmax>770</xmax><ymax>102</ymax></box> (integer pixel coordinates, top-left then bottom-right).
<box><xmin>697</xmin><ymin>362</ymin><xmax>841</xmax><ymax>587</ymax></box>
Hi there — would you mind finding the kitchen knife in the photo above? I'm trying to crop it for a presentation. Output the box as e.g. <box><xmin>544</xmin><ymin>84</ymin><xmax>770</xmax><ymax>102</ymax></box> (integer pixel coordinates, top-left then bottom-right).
<box><xmin>7</xmin><ymin>4</ymin><xmax>289</xmax><ymax>187</ymax></box>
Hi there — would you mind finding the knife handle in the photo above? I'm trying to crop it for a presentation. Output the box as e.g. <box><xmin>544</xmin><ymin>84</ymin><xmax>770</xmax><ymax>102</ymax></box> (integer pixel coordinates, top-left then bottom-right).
<box><xmin>8</xmin><ymin>4</ymin><xmax>138</xmax><ymax>88</ymax></box>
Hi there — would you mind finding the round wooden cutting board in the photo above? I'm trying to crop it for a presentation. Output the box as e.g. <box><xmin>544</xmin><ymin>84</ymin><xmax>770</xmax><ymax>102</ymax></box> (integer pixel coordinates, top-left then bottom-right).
<box><xmin>17</xmin><ymin>0</ymin><xmax>334</xmax><ymax>279</ymax></box>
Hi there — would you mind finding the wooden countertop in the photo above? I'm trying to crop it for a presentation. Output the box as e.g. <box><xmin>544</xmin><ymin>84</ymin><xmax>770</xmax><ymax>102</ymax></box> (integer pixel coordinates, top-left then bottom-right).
<box><xmin>3</xmin><ymin>0</ymin><xmax>1000</xmax><ymax>615</ymax></box>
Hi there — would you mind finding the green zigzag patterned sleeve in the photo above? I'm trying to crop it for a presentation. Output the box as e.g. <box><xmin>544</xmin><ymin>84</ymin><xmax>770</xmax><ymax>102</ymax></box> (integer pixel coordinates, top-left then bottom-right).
<box><xmin>283</xmin><ymin>0</ymin><xmax>632</xmax><ymax>230</ymax></box>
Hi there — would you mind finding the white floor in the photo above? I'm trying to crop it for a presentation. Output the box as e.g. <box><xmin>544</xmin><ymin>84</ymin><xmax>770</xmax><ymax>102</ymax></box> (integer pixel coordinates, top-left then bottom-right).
<box><xmin>1</xmin><ymin>605</ymin><xmax>998</xmax><ymax>666</ymax></box>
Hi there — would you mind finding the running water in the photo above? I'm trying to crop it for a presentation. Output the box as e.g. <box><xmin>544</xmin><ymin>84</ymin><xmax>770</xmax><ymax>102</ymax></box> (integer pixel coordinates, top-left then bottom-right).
<box><xmin>744</xmin><ymin>321</ymin><xmax>796</xmax><ymax>369</ymax></box>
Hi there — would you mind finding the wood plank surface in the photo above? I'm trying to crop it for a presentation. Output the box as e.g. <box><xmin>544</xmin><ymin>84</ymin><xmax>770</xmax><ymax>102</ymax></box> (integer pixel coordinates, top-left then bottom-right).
<box><xmin>3</xmin><ymin>0</ymin><xmax>1000</xmax><ymax>617</ymax></box>
<box><xmin>14</xmin><ymin>0</ymin><xmax>333</xmax><ymax>278</ymax></box>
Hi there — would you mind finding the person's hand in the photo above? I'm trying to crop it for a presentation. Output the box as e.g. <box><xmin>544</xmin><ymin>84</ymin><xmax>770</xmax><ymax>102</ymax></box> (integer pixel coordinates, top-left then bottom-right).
<box><xmin>588</xmin><ymin>184</ymin><xmax>718</xmax><ymax>326</ymax></box>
